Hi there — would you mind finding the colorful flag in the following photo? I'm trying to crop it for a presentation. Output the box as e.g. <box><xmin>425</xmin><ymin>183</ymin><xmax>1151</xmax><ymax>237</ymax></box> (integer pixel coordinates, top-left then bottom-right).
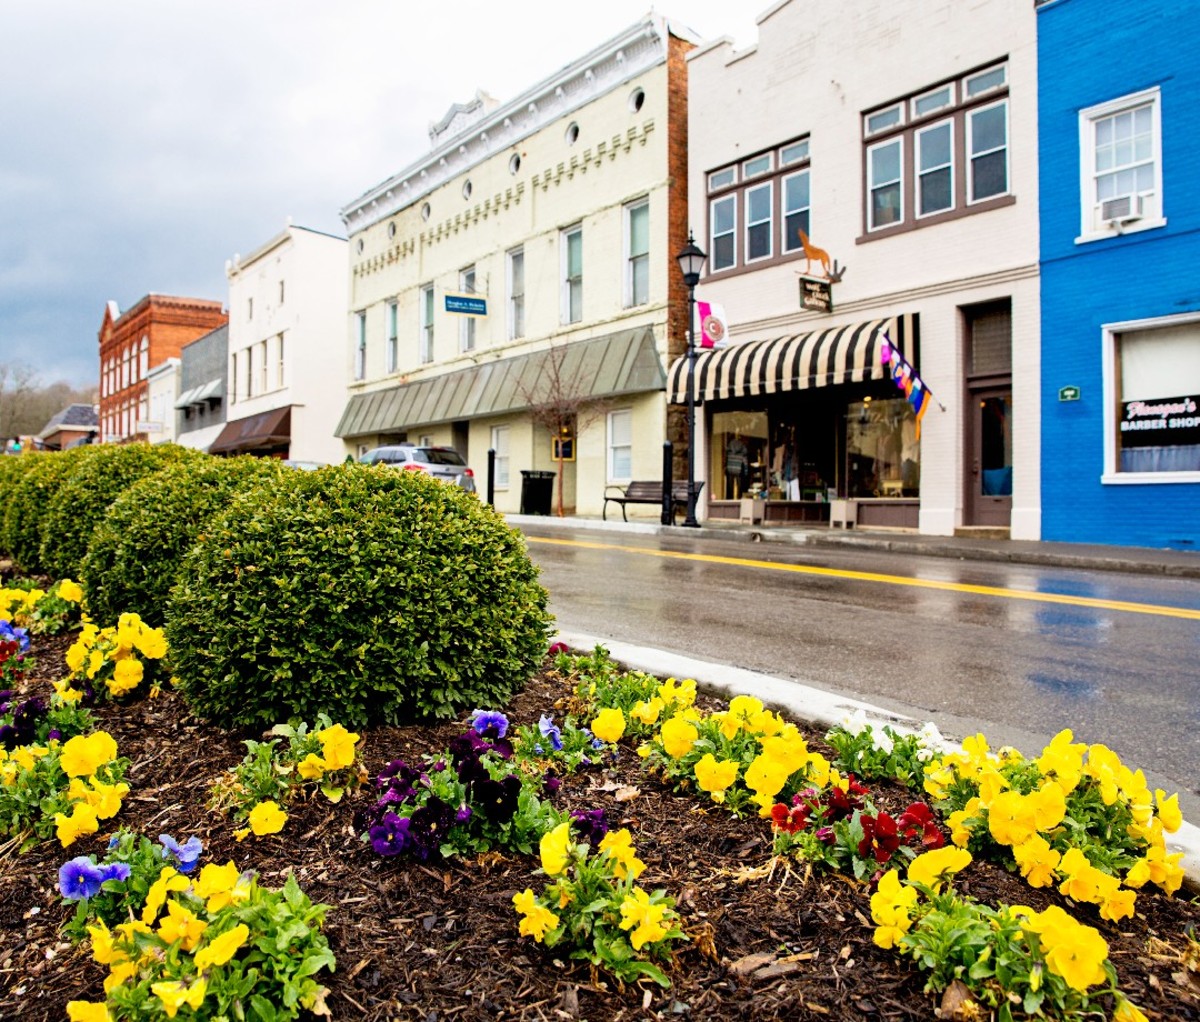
<box><xmin>696</xmin><ymin>301</ymin><xmax>729</xmax><ymax>349</ymax></box>
<box><xmin>880</xmin><ymin>334</ymin><xmax>933</xmax><ymax>439</ymax></box>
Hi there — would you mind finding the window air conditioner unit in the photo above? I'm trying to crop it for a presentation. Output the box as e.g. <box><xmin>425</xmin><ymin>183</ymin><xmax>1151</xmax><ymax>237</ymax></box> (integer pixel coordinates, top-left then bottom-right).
<box><xmin>1097</xmin><ymin>193</ymin><xmax>1145</xmax><ymax>228</ymax></box>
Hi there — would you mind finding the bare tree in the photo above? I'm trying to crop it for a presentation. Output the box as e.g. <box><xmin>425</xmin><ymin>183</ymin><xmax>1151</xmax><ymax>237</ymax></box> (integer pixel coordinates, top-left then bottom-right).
<box><xmin>0</xmin><ymin>365</ymin><xmax>98</xmax><ymax>441</ymax></box>
<box><xmin>0</xmin><ymin>364</ymin><xmax>38</xmax><ymax>442</ymax></box>
<box><xmin>511</xmin><ymin>342</ymin><xmax>609</xmax><ymax>517</ymax></box>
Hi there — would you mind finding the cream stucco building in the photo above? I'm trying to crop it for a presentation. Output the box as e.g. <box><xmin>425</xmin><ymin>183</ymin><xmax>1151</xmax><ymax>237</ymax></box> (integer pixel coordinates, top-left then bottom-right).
<box><xmin>218</xmin><ymin>225</ymin><xmax>349</xmax><ymax>464</ymax></box>
<box><xmin>683</xmin><ymin>0</ymin><xmax>1041</xmax><ymax>538</ymax></box>
<box><xmin>336</xmin><ymin>16</ymin><xmax>698</xmax><ymax>516</ymax></box>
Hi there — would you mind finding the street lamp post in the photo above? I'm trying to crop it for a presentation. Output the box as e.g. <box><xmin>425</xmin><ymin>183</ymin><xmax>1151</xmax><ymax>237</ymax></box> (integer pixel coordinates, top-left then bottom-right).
<box><xmin>676</xmin><ymin>232</ymin><xmax>707</xmax><ymax>528</ymax></box>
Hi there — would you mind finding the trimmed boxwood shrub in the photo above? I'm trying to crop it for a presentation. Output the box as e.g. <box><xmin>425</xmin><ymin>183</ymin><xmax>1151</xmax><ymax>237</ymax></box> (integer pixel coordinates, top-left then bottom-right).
<box><xmin>2</xmin><ymin>447</ymin><xmax>101</xmax><ymax>573</ymax></box>
<box><xmin>0</xmin><ymin>453</ymin><xmax>45</xmax><ymax>556</ymax></box>
<box><xmin>39</xmin><ymin>442</ymin><xmax>200</xmax><ymax>580</ymax></box>
<box><xmin>165</xmin><ymin>464</ymin><xmax>553</xmax><ymax>728</ymax></box>
<box><xmin>81</xmin><ymin>454</ymin><xmax>286</xmax><ymax>625</ymax></box>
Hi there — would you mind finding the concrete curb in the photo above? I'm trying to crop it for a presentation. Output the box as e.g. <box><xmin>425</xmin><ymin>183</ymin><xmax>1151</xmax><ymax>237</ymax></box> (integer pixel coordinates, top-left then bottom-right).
<box><xmin>557</xmin><ymin>631</ymin><xmax>1200</xmax><ymax>888</ymax></box>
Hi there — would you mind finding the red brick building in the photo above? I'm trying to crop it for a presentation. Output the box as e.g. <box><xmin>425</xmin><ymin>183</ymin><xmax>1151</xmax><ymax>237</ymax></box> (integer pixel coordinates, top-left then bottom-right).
<box><xmin>98</xmin><ymin>295</ymin><xmax>227</xmax><ymax>443</ymax></box>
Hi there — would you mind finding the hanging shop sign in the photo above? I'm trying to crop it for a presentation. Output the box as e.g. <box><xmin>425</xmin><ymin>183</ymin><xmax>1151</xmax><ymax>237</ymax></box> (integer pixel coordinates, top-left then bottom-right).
<box><xmin>445</xmin><ymin>294</ymin><xmax>487</xmax><ymax>316</ymax></box>
<box><xmin>799</xmin><ymin>276</ymin><xmax>833</xmax><ymax>313</ymax></box>
<box><xmin>1058</xmin><ymin>385</ymin><xmax>1081</xmax><ymax>402</ymax></box>
<box><xmin>1119</xmin><ymin>395</ymin><xmax>1200</xmax><ymax>447</ymax></box>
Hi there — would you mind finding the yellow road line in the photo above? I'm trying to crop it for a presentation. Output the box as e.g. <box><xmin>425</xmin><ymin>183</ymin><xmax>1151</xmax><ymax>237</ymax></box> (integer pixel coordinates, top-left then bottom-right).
<box><xmin>526</xmin><ymin>536</ymin><xmax>1200</xmax><ymax>621</ymax></box>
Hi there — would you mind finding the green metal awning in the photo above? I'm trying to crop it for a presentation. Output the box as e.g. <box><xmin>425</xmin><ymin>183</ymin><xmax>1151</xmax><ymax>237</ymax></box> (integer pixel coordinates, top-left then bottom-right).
<box><xmin>335</xmin><ymin>326</ymin><xmax>664</xmax><ymax>439</ymax></box>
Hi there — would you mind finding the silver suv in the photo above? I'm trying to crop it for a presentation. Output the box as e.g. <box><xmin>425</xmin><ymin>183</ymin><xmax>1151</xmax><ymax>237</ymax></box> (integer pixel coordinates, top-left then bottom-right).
<box><xmin>358</xmin><ymin>445</ymin><xmax>476</xmax><ymax>493</ymax></box>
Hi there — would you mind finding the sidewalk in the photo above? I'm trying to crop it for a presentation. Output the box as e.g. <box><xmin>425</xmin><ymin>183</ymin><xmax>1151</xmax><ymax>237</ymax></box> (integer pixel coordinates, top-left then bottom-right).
<box><xmin>506</xmin><ymin>512</ymin><xmax>1200</xmax><ymax>579</ymax></box>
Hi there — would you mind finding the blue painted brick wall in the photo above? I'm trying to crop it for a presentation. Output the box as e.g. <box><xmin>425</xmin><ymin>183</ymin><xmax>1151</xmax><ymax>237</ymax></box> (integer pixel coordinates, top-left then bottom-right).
<box><xmin>1038</xmin><ymin>0</ymin><xmax>1200</xmax><ymax>550</ymax></box>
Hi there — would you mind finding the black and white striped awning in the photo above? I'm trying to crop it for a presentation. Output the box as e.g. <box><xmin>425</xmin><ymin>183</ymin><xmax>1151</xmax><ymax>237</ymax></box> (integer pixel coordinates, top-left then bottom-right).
<box><xmin>666</xmin><ymin>314</ymin><xmax>918</xmax><ymax>403</ymax></box>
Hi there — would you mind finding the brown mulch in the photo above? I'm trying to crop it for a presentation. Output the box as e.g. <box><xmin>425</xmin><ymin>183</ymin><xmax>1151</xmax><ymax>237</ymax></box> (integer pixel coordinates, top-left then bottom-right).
<box><xmin>3</xmin><ymin>633</ymin><xmax>1200</xmax><ymax>1022</ymax></box>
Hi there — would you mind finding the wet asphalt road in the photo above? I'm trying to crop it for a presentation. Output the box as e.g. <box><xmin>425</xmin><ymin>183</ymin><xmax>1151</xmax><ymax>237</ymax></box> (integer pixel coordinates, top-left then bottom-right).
<box><xmin>518</xmin><ymin>525</ymin><xmax>1200</xmax><ymax>818</ymax></box>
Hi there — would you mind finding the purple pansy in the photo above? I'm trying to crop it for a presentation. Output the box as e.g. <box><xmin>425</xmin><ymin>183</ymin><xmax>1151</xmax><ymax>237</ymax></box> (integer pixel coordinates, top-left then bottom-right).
<box><xmin>368</xmin><ymin>811</ymin><xmax>414</xmax><ymax>857</ymax></box>
<box><xmin>538</xmin><ymin>714</ymin><xmax>564</xmax><ymax>752</ymax></box>
<box><xmin>469</xmin><ymin>709</ymin><xmax>509</xmax><ymax>740</ymax></box>
<box><xmin>570</xmin><ymin>808</ymin><xmax>609</xmax><ymax>849</ymax></box>
<box><xmin>159</xmin><ymin>834</ymin><xmax>203</xmax><ymax>873</ymax></box>
<box><xmin>100</xmin><ymin>862</ymin><xmax>132</xmax><ymax>883</ymax></box>
<box><xmin>58</xmin><ymin>857</ymin><xmax>107</xmax><ymax>901</ymax></box>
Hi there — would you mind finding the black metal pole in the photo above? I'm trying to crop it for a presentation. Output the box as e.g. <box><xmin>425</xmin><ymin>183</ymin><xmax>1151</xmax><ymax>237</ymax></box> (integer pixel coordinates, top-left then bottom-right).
<box><xmin>682</xmin><ymin>285</ymin><xmax>700</xmax><ymax>527</ymax></box>
<box><xmin>660</xmin><ymin>440</ymin><xmax>674</xmax><ymax>525</ymax></box>
<box><xmin>486</xmin><ymin>448</ymin><xmax>495</xmax><ymax>506</ymax></box>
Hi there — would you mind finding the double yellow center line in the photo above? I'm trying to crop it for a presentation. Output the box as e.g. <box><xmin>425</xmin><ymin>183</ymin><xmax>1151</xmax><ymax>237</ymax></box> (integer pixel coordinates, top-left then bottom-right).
<box><xmin>526</xmin><ymin>536</ymin><xmax>1200</xmax><ymax>621</ymax></box>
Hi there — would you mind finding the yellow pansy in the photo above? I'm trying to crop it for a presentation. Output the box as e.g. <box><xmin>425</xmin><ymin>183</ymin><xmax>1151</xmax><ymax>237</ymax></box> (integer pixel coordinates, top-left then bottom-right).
<box><xmin>539</xmin><ymin>821</ymin><xmax>573</xmax><ymax>876</ymax></box>
<box><xmin>619</xmin><ymin>887</ymin><xmax>671</xmax><ymax>950</ymax></box>
<box><xmin>52</xmin><ymin>678</ymin><xmax>84</xmax><ymax>704</ymax></box>
<box><xmin>657</xmin><ymin>676</ymin><xmax>696</xmax><ymax>709</ymax></box>
<box><xmin>87</xmin><ymin>920</ymin><xmax>124</xmax><ymax>966</ymax></box>
<box><xmin>317</xmin><ymin>723</ymin><xmax>359</xmax><ymax>770</ymax></box>
<box><xmin>142</xmin><ymin>867</ymin><xmax>190</xmax><ymax>924</ymax></box>
<box><xmin>1012</xmin><ymin>835</ymin><xmax>1061</xmax><ymax>888</ymax></box>
<box><xmin>659</xmin><ymin>716</ymin><xmax>698</xmax><ymax>759</ymax></box>
<box><xmin>1154</xmin><ymin>789</ymin><xmax>1183</xmax><ymax>832</ymax></box>
<box><xmin>590</xmin><ymin>707</ymin><xmax>626</xmax><ymax>744</ymax></box>
<box><xmin>66</xmin><ymin>1001</ymin><xmax>111</xmax><ymax>1022</ymax></box>
<box><xmin>151</xmin><ymin>978</ymin><xmax>207</xmax><ymax>1019</ymax></box>
<box><xmin>194</xmin><ymin>923</ymin><xmax>250</xmax><ymax>970</ymax></box>
<box><xmin>512</xmin><ymin>889</ymin><xmax>559</xmax><ymax>942</ymax></box>
<box><xmin>104</xmin><ymin>959</ymin><xmax>139</xmax><ymax>994</ymax></box>
<box><xmin>744</xmin><ymin>752</ymin><xmax>791</xmax><ymax>803</ymax></box>
<box><xmin>693</xmin><ymin>753</ymin><xmax>740</xmax><ymax>801</ymax></box>
<box><xmin>108</xmin><ymin>658</ymin><xmax>144</xmax><ymax>697</ymax></box>
<box><xmin>297</xmin><ymin>753</ymin><xmax>326</xmax><ymax>780</ymax></box>
<box><xmin>598</xmin><ymin>828</ymin><xmax>645</xmax><ymax>880</ymax></box>
<box><xmin>59</xmin><ymin>731</ymin><xmax>119</xmax><ymax>778</ymax></box>
<box><xmin>987</xmin><ymin>790</ymin><xmax>1036</xmax><ymax>847</ymax></box>
<box><xmin>247</xmin><ymin>800</ymin><xmax>287</xmax><ymax>836</ymax></box>
<box><xmin>193</xmin><ymin>862</ymin><xmax>247</xmax><ymax>913</ymax></box>
<box><xmin>157</xmin><ymin>899</ymin><xmax>208</xmax><ymax>951</ymax></box>
<box><xmin>1113</xmin><ymin>999</ymin><xmax>1150</xmax><ymax>1022</ymax></box>
<box><xmin>630</xmin><ymin>697</ymin><xmax>663</xmax><ymax>726</ymax></box>
<box><xmin>54</xmin><ymin>802</ymin><xmax>100</xmax><ymax>847</ymax></box>
<box><xmin>907</xmin><ymin>846</ymin><xmax>972</xmax><ymax>891</ymax></box>
<box><xmin>58</xmin><ymin>578</ymin><xmax>84</xmax><ymax>603</ymax></box>
<box><xmin>136</xmin><ymin>627</ymin><xmax>168</xmax><ymax>660</ymax></box>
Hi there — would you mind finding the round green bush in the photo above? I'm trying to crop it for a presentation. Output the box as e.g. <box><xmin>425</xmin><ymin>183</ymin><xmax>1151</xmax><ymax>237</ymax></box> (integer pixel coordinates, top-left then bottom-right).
<box><xmin>2</xmin><ymin>447</ymin><xmax>101</xmax><ymax>574</ymax></box>
<box><xmin>0</xmin><ymin>453</ymin><xmax>45</xmax><ymax>557</ymax></box>
<box><xmin>81</xmin><ymin>454</ymin><xmax>286</xmax><ymax>625</ymax></box>
<box><xmin>39</xmin><ymin>442</ymin><xmax>201</xmax><ymax>581</ymax></box>
<box><xmin>165</xmin><ymin>464</ymin><xmax>553</xmax><ymax>728</ymax></box>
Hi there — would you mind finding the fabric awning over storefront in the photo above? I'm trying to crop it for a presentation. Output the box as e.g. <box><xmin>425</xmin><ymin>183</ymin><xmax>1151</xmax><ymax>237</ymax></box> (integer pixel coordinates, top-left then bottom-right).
<box><xmin>336</xmin><ymin>326</ymin><xmax>663</xmax><ymax>439</ymax></box>
<box><xmin>174</xmin><ymin>378</ymin><xmax>224</xmax><ymax>409</ymax></box>
<box><xmin>666</xmin><ymin>314</ymin><xmax>918</xmax><ymax>404</ymax></box>
<box><xmin>175</xmin><ymin>423</ymin><xmax>226</xmax><ymax>453</ymax></box>
<box><xmin>208</xmin><ymin>406</ymin><xmax>291</xmax><ymax>454</ymax></box>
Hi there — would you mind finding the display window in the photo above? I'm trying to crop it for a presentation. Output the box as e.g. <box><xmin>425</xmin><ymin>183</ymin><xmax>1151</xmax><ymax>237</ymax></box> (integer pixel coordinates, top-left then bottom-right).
<box><xmin>1105</xmin><ymin>317</ymin><xmax>1200</xmax><ymax>480</ymax></box>
<box><xmin>846</xmin><ymin>397</ymin><xmax>921</xmax><ymax>498</ymax></box>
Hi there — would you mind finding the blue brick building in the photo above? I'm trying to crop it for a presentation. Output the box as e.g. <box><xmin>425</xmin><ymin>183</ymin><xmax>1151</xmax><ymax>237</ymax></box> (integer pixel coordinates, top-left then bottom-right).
<box><xmin>1038</xmin><ymin>0</ymin><xmax>1200</xmax><ymax>550</ymax></box>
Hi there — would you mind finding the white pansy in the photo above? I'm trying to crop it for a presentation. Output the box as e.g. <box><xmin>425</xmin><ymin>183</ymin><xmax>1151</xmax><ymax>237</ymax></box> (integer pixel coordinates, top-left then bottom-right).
<box><xmin>840</xmin><ymin>708</ymin><xmax>869</xmax><ymax>736</ymax></box>
<box><xmin>873</xmin><ymin>729</ymin><xmax>895</xmax><ymax>755</ymax></box>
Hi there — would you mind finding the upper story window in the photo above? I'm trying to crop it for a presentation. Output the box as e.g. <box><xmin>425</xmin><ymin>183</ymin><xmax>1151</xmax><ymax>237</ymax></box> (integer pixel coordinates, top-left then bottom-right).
<box><xmin>355</xmin><ymin>311</ymin><xmax>367</xmax><ymax>381</ymax></box>
<box><xmin>562</xmin><ymin>225</ymin><xmax>583</xmax><ymax>324</ymax></box>
<box><xmin>386</xmin><ymin>301</ymin><xmax>399</xmax><ymax>374</ymax></box>
<box><xmin>706</xmin><ymin>137</ymin><xmax>810</xmax><ymax>277</ymax></box>
<box><xmin>862</xmin><ymin>61</ymin><xmax>1010</xmax><ymax>237</ymax></box>
<box><xmin>139</xmin><ymin>337</ymin><xmax>149</xmax><ymax>378</ymax></box>
<box><xmin>276</xmin><ymin>332</ymin><xmax>286</xmax><ymax>388</ymax></box>
<box><xmin>507</xmin><ymin>248</ymin><xmax>525</xmax><ymax>340</ymax></box>
<box><xmin>248</xmin><ymin>297</ymin><xmax>253</xmax><ymax>320</ymax></box>
<box><xmin>1078</xmin><ymin>87</ymin><xmax>1163</xmax><ymax>241</ymax></box>
<box><xmin>419</xmin><ymin>286</ymin><xmax>434</xmax><ymax>364</ymax></box>
<box><xmin>279</xmin><ymin>280</ymin><xmax>285</xmax><ymax>305</ymax></box>
<box><xmin>460</xmin><ymin>266</ymin><xmax>476</xmax><ymax>353</ymax></box>
<box><xmin>626</xmin><ymin>199</ymin><xmax>650</xmax><ymax>307</ymax></box>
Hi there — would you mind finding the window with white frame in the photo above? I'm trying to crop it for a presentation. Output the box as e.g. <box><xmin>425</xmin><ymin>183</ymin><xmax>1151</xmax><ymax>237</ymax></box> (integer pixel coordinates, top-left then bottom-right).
<box><xmin>862</xmin><ymin>61</ymin><xmax>1009</xmax><ymax>234</ymax></box>
<box><xmin>491</xmin><ymin>425</ymin><xmax>510</xmax><ymax>488</ymax></box>
<box><xmin>507</xmin><ymin>248</ymin><xmax>525</xmax><ymax>340</ymax></box>
<box><xmin>460</xmin><ymin>266</ymin><xmax>476</xmax><ymax>352</ymax></box>
<box><xmin>355</xmin><ymin>311</ymin><xmax>367</xmax><ymax>380</ymax></box>
<box><xmin>139</xmin><ymin>337</ymin><xmax>149</xmax><ymax>378</ymax></box>
<box><xmin>607</xmin><ymin>408</ymin><xmax>632</xmax><ymax>481</ymax></box>
<box><xmin>706</xmin><ymin>136</ymin><xmax>810</xmax><ymax>274</ymax></box>
<box><xmin>1103</xmin><ymin>314</ymin><xmax>1200</xmax><ymax>482</ymax></box>
<box><xmin>562</xmin><ymin>226</ymin><xmax>583</xmax><ymax>324</ymax></box>
<box><xmin>230</xmin><ymin>354</ymin><xmax>238</xmax><ymax>405</ymax></box>
<box><xmin>626</xmin><ymin>199</ymin><xmax>650</xmax><ymax>306</ymax></box>
<box><xmin>276</xmin><ymin>332</ymin><xmax>285</xmax><ymax>388</ymax></box>
<box><xmin>385</xmin><ymin>301</ymin><xmax>398</xmax><ymax>373</ymax></box>
<box><xmin>419</xmin><ymin>286</ymin><xmax>434</xmax><ymax>364</ymax></box>
<box><xmin>1079</xmin><ymin>87</ymin><xmax>1162</xmax><ymax>238</ymax></box>
<box><xmin>257</xmin><ymin>340</ymin><xmax>268</xmax><ymax>394</ymax></box>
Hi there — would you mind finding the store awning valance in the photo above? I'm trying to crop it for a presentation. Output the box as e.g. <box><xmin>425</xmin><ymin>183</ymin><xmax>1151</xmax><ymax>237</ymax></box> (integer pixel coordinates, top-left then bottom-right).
<box><xmin>208</xmin><ymin>405</ymin><xmax>291</xmax><ymax>455</ymax></box>
<box><xmin>336</xmin><ymin>326</ymin><xmax>664</xmax><ymax>439</ymax></box>
<box><xmin>666</xmin><ymin>314</ymin><xmax>918</xmax><ymax>404</ymax></box>
<box><xmin>174</xmin><ymin>378</ymin><xmax>224</xmax><ymax>409</ymax></box>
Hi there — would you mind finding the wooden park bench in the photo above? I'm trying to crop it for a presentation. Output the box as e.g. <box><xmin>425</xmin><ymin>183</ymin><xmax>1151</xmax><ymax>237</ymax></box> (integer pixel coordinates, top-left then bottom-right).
<box><xmin>602</xmin><ymin>480</ymin><xmax>704</xmax><ymax>522</ymax></box>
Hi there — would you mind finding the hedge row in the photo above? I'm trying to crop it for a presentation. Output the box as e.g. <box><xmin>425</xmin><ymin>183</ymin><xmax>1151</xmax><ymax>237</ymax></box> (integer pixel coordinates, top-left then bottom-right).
<box><xmin>1</xmin><ymin>446</ymin><xmax>552</xmax><ymax>728</ymax></box>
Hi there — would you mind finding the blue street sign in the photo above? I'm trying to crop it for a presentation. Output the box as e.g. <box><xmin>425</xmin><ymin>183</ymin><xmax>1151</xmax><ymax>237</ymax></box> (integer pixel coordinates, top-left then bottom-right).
<box><xmin>445</xmin><ymin>294</ymin><xmax>487</xmax><ymax>316</ymax></box>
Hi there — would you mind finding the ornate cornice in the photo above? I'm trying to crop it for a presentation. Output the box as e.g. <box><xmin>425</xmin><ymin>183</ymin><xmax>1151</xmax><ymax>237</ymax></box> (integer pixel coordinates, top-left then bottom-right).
<box><xmin>339</xmin><ymin>15</ymin><xmax>688</xmax><ymax>233</ymax></box>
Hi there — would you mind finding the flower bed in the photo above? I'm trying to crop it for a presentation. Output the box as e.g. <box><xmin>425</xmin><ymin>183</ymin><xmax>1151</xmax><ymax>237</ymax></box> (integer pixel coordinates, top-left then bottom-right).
<box><xmin>2</xmin><ymin>626</ymin><xmax>1199</xmax><ymax>1020</ymax></box>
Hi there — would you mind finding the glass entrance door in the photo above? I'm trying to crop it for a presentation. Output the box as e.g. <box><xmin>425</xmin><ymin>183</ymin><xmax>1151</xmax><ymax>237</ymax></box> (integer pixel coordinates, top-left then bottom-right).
<box><xmin>967</xmin><ymin>389</ymin><xmax>1012</xmax><ymax>527</ymax></box>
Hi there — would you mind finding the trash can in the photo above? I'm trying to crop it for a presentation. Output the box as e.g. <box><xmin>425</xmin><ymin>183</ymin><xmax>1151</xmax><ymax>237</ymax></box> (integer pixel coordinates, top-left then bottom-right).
<box><xmin>519</xmin><ymin>470</ymin><xmax>556</xmax><ymax>515</ymax></box>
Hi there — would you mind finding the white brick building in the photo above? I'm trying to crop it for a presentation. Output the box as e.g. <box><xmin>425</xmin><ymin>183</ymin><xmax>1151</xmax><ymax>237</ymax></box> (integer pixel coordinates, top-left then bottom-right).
<box><xmin>684</xmin><ymin>0</ymin><xmax>1041</xmax><ymax>537</ymax></box>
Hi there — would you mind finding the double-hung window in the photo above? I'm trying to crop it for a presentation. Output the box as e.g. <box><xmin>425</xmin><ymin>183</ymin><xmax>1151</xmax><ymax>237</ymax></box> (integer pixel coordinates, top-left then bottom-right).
<box><xmin>507</xmin><ymin>248</ymin><xmax>525</xmax><ymax>339</ymax></box>
<box><xmin>1079</xmin><ymin>87</ymin><xmax>1162</xmax><ymax>239</ymax></box>
<box><xmin>354</xmin><ymin>311</ymin><xmax>367</xmax><ymax>380</ymax></box>
<box><xmin>706</xmin><ymin>136</ymin><xmax>811</xmax><ymax>275</ymax></box>
<box><xmin>491</xmin><ymin>425</ymin><xmax>510</xmax><ymax>488</ymax></box>
<box><xmin>419</xmin><ymin>286</ymin><xmax>434</xmax><ymax>364</ymax></box>
<box><xmin>862</xmin><ymin>61</ymin><xmax>1010</xmax><ymax>235</ymax></box>
<box><xmin>276</xmin><ymin>332</ymin><xmax>286</xmax><ymax>388</ymax></box>
<box><xmin>386</xmin><ymin>301</ymin><xmax>398</xmax><ymax>373</ymax></box>
<box><xmin>460</xmin><ymin>266</ymin><xmax>476</xmax><ymax>352</ymax></box>
<box><xmin>257</xmin><ymin>340</ymin><xmax>268</xmax><ymax>394</ymax></box>
<box><xmin>626</xmin><ymin>199</ymin><xmax>649</xmax><ymax>306</ymax></box>
<box><xmin>562</xmin><ymin>226</ymin><xmax>583</xmax><ymax>324</ymax></box>
<box><xmin>607</xmin><ymin>409</ymin><xmax>632</xmax><ymax>481</ymax></box>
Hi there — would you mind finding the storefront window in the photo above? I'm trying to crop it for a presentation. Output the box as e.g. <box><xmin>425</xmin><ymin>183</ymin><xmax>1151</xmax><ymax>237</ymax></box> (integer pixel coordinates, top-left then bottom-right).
<box><xmin>711</xmin><ymin>410</ymin><xmax>769</xmax><ymax>499</ymax></box>
<box><xmin>845</xmin><ymin>397</ymin><xmax>920</xmax><ymax>498</ymax></box>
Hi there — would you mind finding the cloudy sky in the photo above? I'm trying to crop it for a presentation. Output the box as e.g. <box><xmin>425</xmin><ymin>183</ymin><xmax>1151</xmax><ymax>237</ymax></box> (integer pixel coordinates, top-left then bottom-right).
<box><xmin>0</xmin><ymin>2</ymin><xmax>760</xmax><ymax>389</ymax></box>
